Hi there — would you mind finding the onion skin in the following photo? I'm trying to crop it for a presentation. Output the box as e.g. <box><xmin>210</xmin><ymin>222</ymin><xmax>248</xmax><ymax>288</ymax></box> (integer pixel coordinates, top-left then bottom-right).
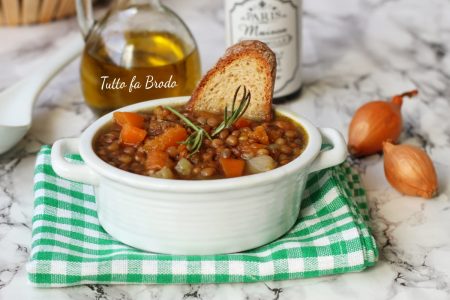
<box><xmin>383</xmin><ymin>142</ymin><xmax>438</xmax><ymax>199</ymax></box>
<box><xmin>348</xmin><ymin>90</ymin><xmax>418</xmax><ymax>157</ymax></box>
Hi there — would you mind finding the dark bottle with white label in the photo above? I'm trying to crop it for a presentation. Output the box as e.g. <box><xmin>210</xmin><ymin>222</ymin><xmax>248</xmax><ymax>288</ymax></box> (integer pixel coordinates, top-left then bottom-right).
<box><xmin>225</xmin><ymin>0</ymin><xmax>302</xmax><ymax>103</ymax></box>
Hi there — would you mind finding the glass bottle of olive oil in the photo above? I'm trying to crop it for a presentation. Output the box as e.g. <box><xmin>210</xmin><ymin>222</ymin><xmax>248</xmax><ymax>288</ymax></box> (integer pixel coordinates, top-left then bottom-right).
<box><xmin>77</xmin><ymin>0</ymin><xmax>201</xmax><ymax>115</ymax></box>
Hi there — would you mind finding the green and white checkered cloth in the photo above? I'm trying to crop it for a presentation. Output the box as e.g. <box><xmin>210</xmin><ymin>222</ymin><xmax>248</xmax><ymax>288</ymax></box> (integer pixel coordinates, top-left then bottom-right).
<box><xmin>27</xmin><ymin>145</ymin><xmax>378</xmax><ymax>287</ymax></box>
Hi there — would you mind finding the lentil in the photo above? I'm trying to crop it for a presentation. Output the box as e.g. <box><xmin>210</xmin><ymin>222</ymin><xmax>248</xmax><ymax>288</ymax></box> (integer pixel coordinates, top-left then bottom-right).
<box><xmin>280</xmin><ymin>145</ymin><xmax>292</xmax><ymax>154</ymax></box>
<box><xmin>211</xmin><ymin>139</ymin><xmax>224</xmax><ymax>148</ymax></box>
<box><xmin>201</xmin><ymin>167</ymin><xmax>216</xmax><ymax>177</ymax></box>
<box><xmin>219</xmin><ymin>129</ymin><xmax>230</xmax><ymax>139</ymax></box>
<box><xmin>275</xmin><ymin>138</ymin><xmax>286</xmax><ymax>145</ymax></box>
<box><xmin>207</xmin><ymin>116</ymin><xmax>220</xmax><ymax>127</ymax></box>
<box><xmin>226</xmin><ymin>135</ymin><xmax>238</xmax><ymax>146</ymax></box>
<box><xmin>256</xmin><ymin>148</ymin><xmax>270</xmax><ymax>156</ymax></box>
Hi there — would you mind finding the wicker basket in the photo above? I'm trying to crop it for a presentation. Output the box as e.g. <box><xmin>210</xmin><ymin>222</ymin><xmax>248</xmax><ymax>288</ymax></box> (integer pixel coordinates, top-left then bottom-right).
<box><xmin>0</xmin><ymin>0</ymin><xmax>77</xmax><ymax>26</ymax></box>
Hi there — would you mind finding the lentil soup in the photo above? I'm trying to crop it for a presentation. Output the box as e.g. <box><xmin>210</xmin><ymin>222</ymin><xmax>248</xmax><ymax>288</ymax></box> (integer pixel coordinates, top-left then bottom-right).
<box><xmin>94</xmin><ymin>105</ymin><xmax>308</xmax><ymax>180</ymax></box>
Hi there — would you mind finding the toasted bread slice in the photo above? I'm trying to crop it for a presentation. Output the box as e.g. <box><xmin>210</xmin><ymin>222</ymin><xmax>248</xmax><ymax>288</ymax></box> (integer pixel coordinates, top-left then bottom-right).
<box><xmin>186</xmin><ymin>40</ymin><xmax>276</xmax><ymax>121</ymax></box>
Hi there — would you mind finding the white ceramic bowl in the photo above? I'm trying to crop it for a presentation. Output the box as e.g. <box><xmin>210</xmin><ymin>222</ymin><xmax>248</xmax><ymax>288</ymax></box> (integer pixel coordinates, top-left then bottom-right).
<box><xmin>51</xmin><ymin>97</ymin><xmax>347</xmax><ymax>255</ymax></box>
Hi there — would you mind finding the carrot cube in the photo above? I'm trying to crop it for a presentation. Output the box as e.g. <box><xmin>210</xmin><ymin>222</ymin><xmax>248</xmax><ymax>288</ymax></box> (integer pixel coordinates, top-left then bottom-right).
<box><xmin>219</xmin><ymin>158</ymin><xmax>246</xmax><ymax>178</ymax></box>
<box><xmin>119</xmin><ymin>124</ymin><xmax>147</xmax><ymax>146</ymax></box>
<box><xmin>114</xmin><ymin>112</ymin><xmax>145</xmax><ymax>129</ymax></box>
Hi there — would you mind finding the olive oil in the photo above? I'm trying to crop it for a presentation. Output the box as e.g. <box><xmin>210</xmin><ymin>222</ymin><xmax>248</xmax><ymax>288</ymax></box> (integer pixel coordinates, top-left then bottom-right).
<box><xmin>81</xmin><ymin>31</ymin><xmax>201</xmax><ymax>115</ymax></box>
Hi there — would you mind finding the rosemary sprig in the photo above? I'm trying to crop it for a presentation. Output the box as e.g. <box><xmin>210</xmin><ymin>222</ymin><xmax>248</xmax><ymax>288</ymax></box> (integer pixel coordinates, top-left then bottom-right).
<box><xmin>211</xmin><ymin>85</ymin><xmax>251</xmax><ymax>136</ymax></box>
<box><xmin>163</xmin><ymin>85</ymin><xmax>251</xmax><ymax>155</ymax></box>
<box><xmin>164</xmin><ymin>106</ymin><xmax>211</xmax><ymax>154</ymax></box>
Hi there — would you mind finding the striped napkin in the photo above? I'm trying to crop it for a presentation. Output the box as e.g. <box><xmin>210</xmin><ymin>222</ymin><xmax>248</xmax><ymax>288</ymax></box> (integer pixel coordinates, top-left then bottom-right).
<box><xmin>27</xmin><ymin>145</ymin><xmax>378</xmax><ymax>287</ymax></box>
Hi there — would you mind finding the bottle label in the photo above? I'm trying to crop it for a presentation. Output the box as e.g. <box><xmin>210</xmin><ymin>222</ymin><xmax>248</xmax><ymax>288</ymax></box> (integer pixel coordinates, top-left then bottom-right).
<box><xmin>226</xmin><ymin>0</ymin><xmax>301</xmax><ymax>97</ymax></box>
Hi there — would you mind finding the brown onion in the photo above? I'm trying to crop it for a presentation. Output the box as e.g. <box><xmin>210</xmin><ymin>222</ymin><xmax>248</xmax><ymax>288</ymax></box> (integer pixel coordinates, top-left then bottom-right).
<box><xmin>383</xmin><ymin>142</ymin><xmax>438</xmax><ymax>199</ymax></box>
<box><xmin>348</xmin><ymin>90</ymin><xmax>418</xmax><ymax>157</ymax></box>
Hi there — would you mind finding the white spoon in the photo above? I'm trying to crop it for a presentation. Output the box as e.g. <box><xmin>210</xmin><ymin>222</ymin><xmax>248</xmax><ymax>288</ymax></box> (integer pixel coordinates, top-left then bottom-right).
<box><xmin>0</xmin><ymin>33</ymin><xmax>84</xmax><ymax>155</ymax></box>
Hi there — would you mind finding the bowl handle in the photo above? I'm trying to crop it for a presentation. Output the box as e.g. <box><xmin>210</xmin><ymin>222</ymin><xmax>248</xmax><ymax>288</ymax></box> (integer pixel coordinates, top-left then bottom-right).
<box><xmin>309</xmin><ymin>128</ymin><xmax>347</xmax><ymax>173</ymax></box>
<box><xmin>51</xmin><ymin>138</ymin><xmax>99</xmax><ymax>186</ymax></box>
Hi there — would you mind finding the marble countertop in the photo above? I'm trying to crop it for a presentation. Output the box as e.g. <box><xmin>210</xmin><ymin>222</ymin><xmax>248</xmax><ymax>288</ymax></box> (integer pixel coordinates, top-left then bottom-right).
<box><xmin>1</xmin><ymin>0</ymin><xmax>449</xmax><ymax>299</ymax></box>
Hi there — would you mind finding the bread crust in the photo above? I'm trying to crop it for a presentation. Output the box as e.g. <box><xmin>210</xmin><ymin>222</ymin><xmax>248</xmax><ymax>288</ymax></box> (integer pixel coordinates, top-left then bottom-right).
<box><xmin>187</xmin><ymin>40</ymin><xmax>276</xmax><ymax>121</ymax></box>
